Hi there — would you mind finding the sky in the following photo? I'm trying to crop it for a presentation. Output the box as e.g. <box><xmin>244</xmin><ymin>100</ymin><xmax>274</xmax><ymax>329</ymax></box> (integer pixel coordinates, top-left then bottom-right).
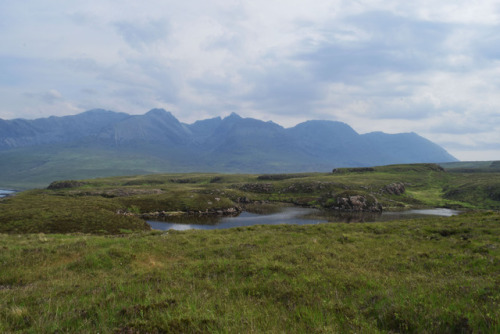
<box><xmin>1</xmin><ymin>1</ymin><xmax>499</xmax><ymax>161</ymax></box>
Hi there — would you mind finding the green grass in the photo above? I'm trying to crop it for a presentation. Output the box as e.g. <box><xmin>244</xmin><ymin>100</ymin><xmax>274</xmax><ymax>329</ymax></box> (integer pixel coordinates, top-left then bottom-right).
<box><xmin>0</xmin><ymin>211</ymin><xmax>498</xmax><ymax>332</ymax></box>
<box><xmin>0</xmin><ymin>190</ymin><xmax>150</xmax><ymax>234</ymax></box>
<box><xmin>0</xmin><ymin>164</ymin><xmax>499</xmax><ymax>332</ymax></box>
<box><xmin>1</xmin><ymin>164</ymin><xmax>499</xmax><ymax>234</ymax></box>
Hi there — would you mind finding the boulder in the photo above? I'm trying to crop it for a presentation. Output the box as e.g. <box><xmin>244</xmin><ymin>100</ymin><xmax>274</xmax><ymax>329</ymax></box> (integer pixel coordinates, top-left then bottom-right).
<box><xmin>237</xmin><ymin>197</ymin><xmax>251</xmax><ymax>204</ymax></box>
<box><xmin>239</xmin><ymin>183</ymin><xmax>274</xmax><ymax>193</ymax></box>
<box><xmin>336</xmin><ymin>194</ymin><xmax>382</xmax><ymax>212</ymax></box>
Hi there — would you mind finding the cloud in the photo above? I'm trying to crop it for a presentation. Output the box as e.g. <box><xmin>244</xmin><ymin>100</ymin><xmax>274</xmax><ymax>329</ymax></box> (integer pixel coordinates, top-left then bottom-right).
<box><xmin>0</xmin><ymin>1</ymin><xmax>500</xmax><ymax>160</ymax></box>
<box><xmin>204</xmin><ymin>33</ymin><xmax>243</xmax><ymax>53</ymax></box>
<box><xmin>41</xmin><ymin>89</ymin><xmax>63</xmax><ymax>104</ymax></box>
<box><xmin>296</xmin><ymin>11</ymin><xmax>451</xmax><ymax>83</ymax></box>
<box><xmin>114</xmin><ymin>19</ymin><xmax>170</xmax><ymax>50</ymax></box>
<box><xmin>472</xmin><ymin>27</ymin><xmax>500</xmax><ymax>62</ymax></box>
<box><xmin>240</xmin><ymin>61</ymin><xmax>324</xmax><ymax>115</ymax></box>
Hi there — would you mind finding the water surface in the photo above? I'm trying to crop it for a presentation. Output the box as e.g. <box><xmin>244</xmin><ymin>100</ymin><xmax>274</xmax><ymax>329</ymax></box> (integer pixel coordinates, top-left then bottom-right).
<box><xmin>0</xmin><ymin>189</ymin><xmax>15</xmax><ymax>198</ymax></box>
<box><xmin>148</xmin><ymin>207</ymin><xmax>461</xmax><ymax>231</ymax></box>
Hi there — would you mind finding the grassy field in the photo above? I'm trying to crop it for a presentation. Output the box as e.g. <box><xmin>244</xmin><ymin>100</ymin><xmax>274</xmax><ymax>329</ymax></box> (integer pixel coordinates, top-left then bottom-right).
<box><xmin>0</xmin><ymin>163</ymin><xmax>499</xmax><ymax>332</ymax></box>
<box><xmin>1</xmin><ymin>211</ymin><xmax>499</xmax><ymax>333</ymax></box>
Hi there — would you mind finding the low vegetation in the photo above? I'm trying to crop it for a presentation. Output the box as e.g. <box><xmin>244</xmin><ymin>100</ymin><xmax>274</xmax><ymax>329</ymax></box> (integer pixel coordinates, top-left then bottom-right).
<box><xmin>1</xmin><ymin>163</ymin><xmax>499</xmax><ymax>234</ymax></box>
<box><xmin>0</xmin><ymin>163</ymin><xmax>498</xmax><ymax>332</ymax></box>
<box><xmin>0</xmin><ymin>211</ymin><xmax>498</xmax><ymax>333</ymax></box>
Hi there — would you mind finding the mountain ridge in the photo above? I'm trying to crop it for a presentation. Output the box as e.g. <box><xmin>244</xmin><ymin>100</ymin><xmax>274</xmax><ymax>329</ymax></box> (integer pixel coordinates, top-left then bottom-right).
<box><xmin>0</xmin><ymin>108</ymin><xmax>458</xmax><ymax>188</ymax></box>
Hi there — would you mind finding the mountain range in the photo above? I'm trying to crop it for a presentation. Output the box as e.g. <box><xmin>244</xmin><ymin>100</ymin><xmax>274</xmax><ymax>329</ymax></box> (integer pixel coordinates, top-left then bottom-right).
<box><xmin>0</xmin><ymin>108</ymin><xmax>457</xmax><ymax>188</ymax></box>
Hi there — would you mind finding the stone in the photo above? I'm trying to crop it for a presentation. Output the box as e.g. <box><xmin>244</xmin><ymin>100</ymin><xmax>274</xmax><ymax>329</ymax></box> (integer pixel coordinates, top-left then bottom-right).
<box><xmin>383</xmin><ymin>182</ymin><xmax>406</xmax><ymax>195</ymax></box>
<box><xmin>336</xmin><ymin>194</ymin><xmax>382</xmax><ymax>212</ymax></box>
<box><xmin>237</xmin><ymin>197</ymin><xmax>251</xmax><ymax>204</ymax></box>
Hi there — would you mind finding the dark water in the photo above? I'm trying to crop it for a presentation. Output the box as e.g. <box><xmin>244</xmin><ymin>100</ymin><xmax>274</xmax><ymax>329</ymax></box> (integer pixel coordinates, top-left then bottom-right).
<box><xmin>148</xmin><ymin>207</ymin><xmax>324</xmax><ymax>231</ymax></box>
<box><xmin>148</xmin><ymin>207</ymin><xmax>461</xmax><ymax>231</ymax></box>
<box><xmin>0</xmin><ymin>189</ymin><xmax>15</xmax><ymax>198</ymax></box>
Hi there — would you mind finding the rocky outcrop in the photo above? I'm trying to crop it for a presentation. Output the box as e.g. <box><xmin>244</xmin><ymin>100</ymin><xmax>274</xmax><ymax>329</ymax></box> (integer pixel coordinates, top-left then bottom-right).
<box><xmin>332</xmin><ymin>167</ymin><xmax>375</xmax><ymax>174</ymax></box>
<box><xmin>336</xmin><ymin>194</ymin><xmax>382</xmax><ymax>212</ymax></box>
<box><xmin>279</xmin><ymin>182</ymin><xmax>339</xmax><ymax>194</ymax></box>
<box><xmin>184</xmin><ymin>207</ymin><xmax>241</xmax><ymax>216</ymax></box>
<box><xmin>68</xmin><ymin>188</ymin><xmax>163</xmax><ymax>198</ymax></box>
<box><xmin>257</xmin><ymin>174</ymin><xmax>307</xmax><ymax>181</ymax></box>
<box><xmin>118</xmin><ymin>206</ymin><xmax>242</xmax><ymax>219</ymax></box>
<box><xmin>383</xmin><ymin>182</ymin><xmax>406</xmax><ymax>195</ymax></box>
<box><xmin>237</xmin><ymin>197</ymin><xmax>252</xmax><ymax>204</ymax></box>
<box><xmin>239</xmin><ymin>183</ymin><xmax>274</xmax><ymax>193</ymax></box>
<box><xmin>47</xmin><ymin>180</ymin><xmax>87</xmax><ymax>189</ymax></box>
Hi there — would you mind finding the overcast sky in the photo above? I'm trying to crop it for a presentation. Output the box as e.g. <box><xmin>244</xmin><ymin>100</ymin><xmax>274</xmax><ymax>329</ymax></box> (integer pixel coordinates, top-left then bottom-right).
<box><xmin>1</xmin><ymin>1</ymin><xmax>499</xmax><ymax>161</ymax></box>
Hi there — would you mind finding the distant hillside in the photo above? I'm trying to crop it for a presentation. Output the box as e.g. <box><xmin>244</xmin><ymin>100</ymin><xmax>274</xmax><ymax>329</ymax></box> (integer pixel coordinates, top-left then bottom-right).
<box><xmin>440</xmin><ymin>161</ymin><xmax>500</xmax><ymax>173</ymax></box>
<box><xmin>0</xmin><ymin>109</ymin><xmax>130</xmax><ymax>149</ymax></box>
<box><xmin>0</xmin><ymin>109</ymin><xmax>457</xmax><ymax>188</ymax></box>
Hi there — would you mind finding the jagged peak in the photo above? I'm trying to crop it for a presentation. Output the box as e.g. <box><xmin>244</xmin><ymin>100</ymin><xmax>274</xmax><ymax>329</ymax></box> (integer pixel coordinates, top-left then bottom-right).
<box><xmin>219</xmin><ymin>113</ymin><xmax>284</xmax><ymax>131</ymax></box>
<box><xmin>224</xmin><ymin>112</ymin><xmax>242</xmax><ymax>120</ymax></box>
<box><xmin>189</xmin><ymin>116</ymin><xmax>222</xmax><ymax>125</ymax></box>
<box><xmin>145</xmin><ymin>108</ymin><xmax>173</xmax><ymax>117</ymax></box>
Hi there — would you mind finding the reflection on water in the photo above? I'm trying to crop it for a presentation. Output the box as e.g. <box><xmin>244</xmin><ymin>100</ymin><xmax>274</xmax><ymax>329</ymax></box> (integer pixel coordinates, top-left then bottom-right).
<box><xmin>148</xmin><ymin>207</ymin><xmax>461</xmax><ymax>231</ymax></box>
<box><xmin>380</xmin><ymin>208</ymin><xmax>460</xmax><ymax>221</ymax></box>
<box><xmin>148</xmin><ymin>208</ymin><xmax>326</xmax><ymax>231</ymax></box>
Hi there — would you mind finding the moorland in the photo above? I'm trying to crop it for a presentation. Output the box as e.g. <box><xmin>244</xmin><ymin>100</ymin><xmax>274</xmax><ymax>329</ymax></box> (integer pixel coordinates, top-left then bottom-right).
<box><xmin>0</xmin><ymin>163</ymin><xmax>499</xmax><ymax>332</ymax></box>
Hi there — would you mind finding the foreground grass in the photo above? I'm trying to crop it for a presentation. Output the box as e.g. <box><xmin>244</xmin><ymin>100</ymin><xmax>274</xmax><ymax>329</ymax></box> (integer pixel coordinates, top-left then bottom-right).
<box><xmin>1</xmin><ymin>211</ymin><xmax>498</xmax><ymax>333</ymax></box>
